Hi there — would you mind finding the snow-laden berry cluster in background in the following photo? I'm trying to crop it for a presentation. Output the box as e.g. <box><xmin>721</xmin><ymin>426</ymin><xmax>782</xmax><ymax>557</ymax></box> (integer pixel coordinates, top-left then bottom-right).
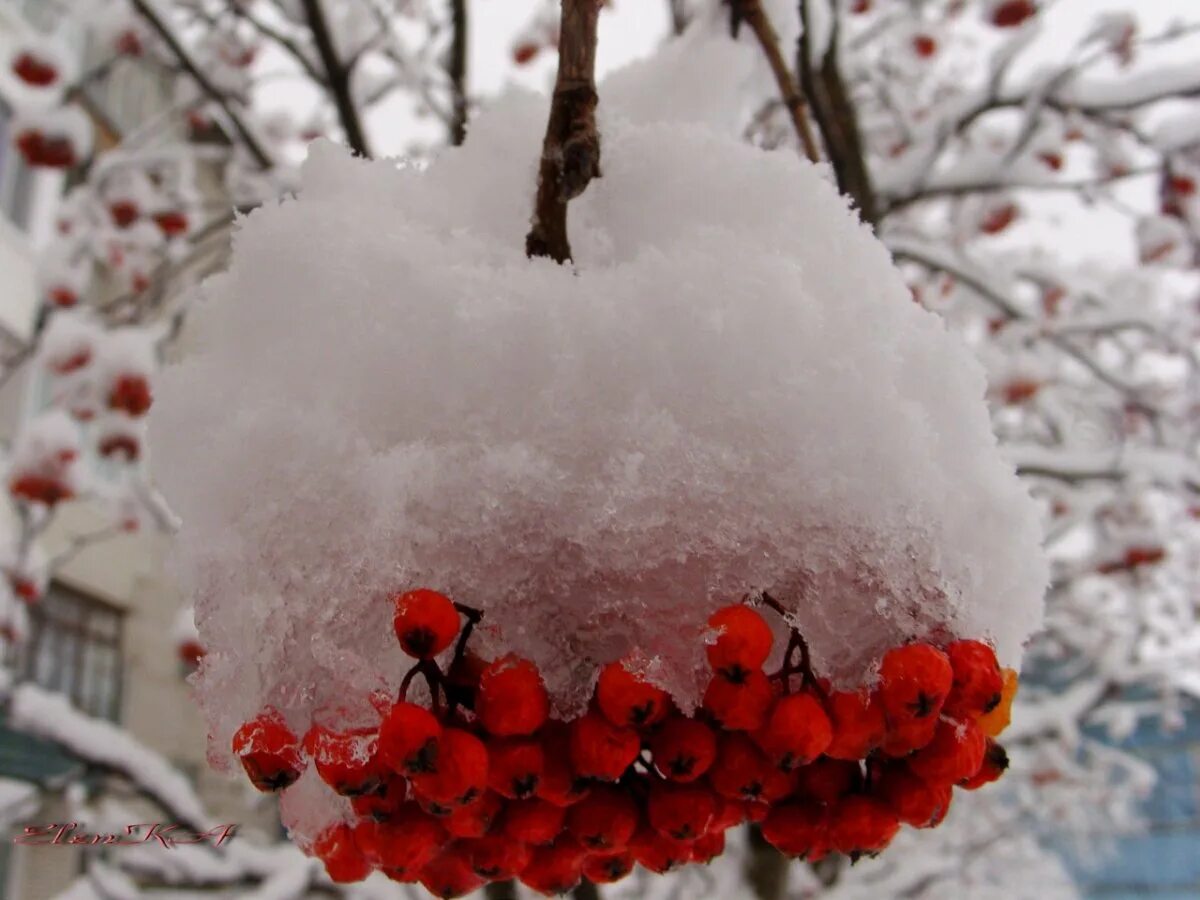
<box><xmin>149</xmin><ymin>68</ymin><xmax>1047</xmax><ymax>859</ymax></box>
<box><xmin>230</xmin><ymin>589</ymin><xmax>1018</xmax><ymax>895</ymax></box>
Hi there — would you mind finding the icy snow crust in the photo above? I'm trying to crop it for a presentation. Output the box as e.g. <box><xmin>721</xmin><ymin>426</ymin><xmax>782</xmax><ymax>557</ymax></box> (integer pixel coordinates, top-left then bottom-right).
<box><xmin>151</xmin><ymin>62</ymin><xmax>1046</xmax><ymax>782</ymax></box>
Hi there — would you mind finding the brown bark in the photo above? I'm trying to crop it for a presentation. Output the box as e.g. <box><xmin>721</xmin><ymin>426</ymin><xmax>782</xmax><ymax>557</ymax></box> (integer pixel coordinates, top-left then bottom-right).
<box><xmin>300</xmin><ymin>0</ymin><xmax>374</xmax><ymax>158</ymax></box>
<box><xmin>448</xmin><ymin>0</ymin><xmax>469</xmax><ymax>146</ymax></box>
<box><xmin>745</xmin><ymin>825</ymin><xmax>789</xmax><ymax>900</ymax></box>
<box><xmin>525</xmin><ymin>0</ymin><xmax>603</xmax><ymax>264</ymax></box>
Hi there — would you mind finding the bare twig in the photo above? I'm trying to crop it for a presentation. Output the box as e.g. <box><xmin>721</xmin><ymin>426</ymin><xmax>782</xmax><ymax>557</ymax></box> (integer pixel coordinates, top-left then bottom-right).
<box><xmin>526</xmin><ymin>0</ymin><xmax>603</xmax><ymax>263</ymax></box>
<box><xmin>448</xmin><ymin>0</ymin><xmax>469</xmax><ymax>145</ymax></box>
<box><xmin>300</xmin><ymin>0</ymin><xmax>374</xmax><ymax>157</ymax></box>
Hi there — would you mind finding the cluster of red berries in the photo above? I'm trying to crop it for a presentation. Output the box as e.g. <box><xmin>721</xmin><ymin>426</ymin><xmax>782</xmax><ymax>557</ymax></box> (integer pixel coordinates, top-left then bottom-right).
<box><xmin>15</xmin><ymin>129</ymin><xmax>78</xmax><ymax>169</ymax></box>
<box><xmin>231</xmin><ymin>591</ymin><xmax>1018</xmax><ymax>897</ymax></box>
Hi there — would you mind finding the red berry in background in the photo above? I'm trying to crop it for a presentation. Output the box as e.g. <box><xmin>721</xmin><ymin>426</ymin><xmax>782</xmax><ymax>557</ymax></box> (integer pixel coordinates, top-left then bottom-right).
<box><xmin>793</xmin><ymin>756</ymin><xmax>863</xmax><ymax>806</ymax></box>
<box><xmin>980</xmin><ymin>201</ymin><xmax>1019</xmax><ymax>234</ymax></box>
<box><xmin>943</xmin><ymin>639</ymin><xmax>1004</xmax><ymax>719</ymax></box>
<box><xmin>351</xmin><ymin>774</ymin><xmax>408</xmax><ymax>822</ymax></box>
<box><xmin>108</xmin><ymin>374</ymin><xmax>152</xmax><ymax>416</ymax></box>
<box><xmin>825</xmin><ymin>689</ymin><xmax>887</xmax><ymax>759</ymax></box>
<box><xmin>109</xmin><ymin>201</ymin><xmax>139</xmax><ymax>229</ymax></box>
<box><xmin>378</xmin><ymin>701</ymin><xmax>442</xmax><ymax>774</ymax></box>
<box><xmin>477</xmin><ymin>655</ymin><xmax>550</xmax><ymax>736</ymax></box>
<box><xmin>464</xmin><ymin>834</ymin><xmax>531</xmax><ymax>880</ymax></box>
<box><xmin>584</xmin><ymin>850</ymin><xmax>635</xmax><ymax>883</ymax></box>
<box><xmin>691</xmin><ymin>829</ymin><xmax>725</xmax><ymax>863</ymax></box>
<box><xmin>520</xmin><ymin>836</ymin><xmax>587</xmax><ymax>895</ymax></box>
<box><xmin>650</xmin><ymin>716</ymin><xmax>717</xmax><ymax>782</ymax></box>
<box><xmin>502</xmin><ymin>796</ymin><xmax>567</xmax><ymax>845</ymax></box>
<box><xmin>306</xmin><ymin>725</ymin><xmax>387</xmax><ymax>797</ymax></box>
<box><xmin>703</xmin><ymin>668</ymin><xmax>774</xmax><ymax>731</ymax></box>
<box><xmin>878</xmin><ymin>643</ymin><xmax>953</xmax><ymax>723</ymax></box>
<box><xmin>115</xmin><ymin>29</ymin><xmax>143</xmax><ymax>56</ymax></box>
<box><xmin>231</xmin><ymin>708</ymin><xmax>305</xmax><ymax>792</ymax></box>
<box><xmin>708</xmin><ymin>733</ymin><xmax>791</xmax><ymax>803</ymax></box>
<box><xmin>960</xmin><ymin>739</ymin><xmax>1009</xmax><ymax>790</ymax></box>
<box><xmin>313</xmin><ymin>822</ymin><xmax>373</xmax><ymax>883</ymax></box>
<box><xmin>912</xmin><ymin>34</ymin><xmax>938</xmax><ymax>58</ymax></box>
<box><xmin>909</xmin><ymin>717</ymin><xmax>987</xmax><ymax>784</ymax></box>
<box><xmin>873</xmin><ymin>762</ymin><xmax>952</xmax><ymax>827</ymax></box>
<box><xmin>629</xmin><ymin>826</ymin><xmax>693</xmax><ymax>874</ymax></box>
<box><xmin>596</xmin><ymin>660</ymin><xmax>670</xmax><ymax>728</ymax></box>
<box><xmin>392</xmin><ymin>588</ymin><xmax>459</xmax><ymax>659</ymax></box>
<box><xmin>829</xmin><ymin>795</ymin><xmax>900</xmax><ymax>857</ymax></box>
<box><xmin>537</xmin><ymin>722</ymin><xmax>591</xmax><ymax>806</ymax></box>
<box><xmin>487</xmin><ymin>737</ymin><xmax>544</xmax><ymax>799</ymax></box>
<box><xmin>152</xmin><ymin>209</ymin><xmax>190</xmax><ymax>238</ymax></box>
<box><xmin>419</xmin><ymin>845</ymin><xmax>483</xmax><ymax>899</ymax></box>
<box><xmin>851</xmin><ymin>0</ymin><xmax>872</xmax><ymax>14</ymax></box>
<box><xmin>444</xmin><ymin>790</ymin><xmax>503</xmax><ymax>838</ymax></box>
<box><xmin>99</xmin><ymin>434</ymin><xmax>140</xmax><ymax>461</ymax></box>
<box><xmin>356</xmin><ymin>804</ymin><xmax>446</xmax><ymax>877</ymax></box>
<box><xmin>762</xmin><ymin>801</ymin><xmax>828</xmax><ymax>859</ymax></box>
<box><xmin>12</xmin><ymin>52</ymin><xmax>59</xmax><ymax>87</ymax></box>
<box><xmin>48</xmin><ymin>286</ymin><xmax>79</xmax><ymax>308</ymax></box>
<box><xmin>566</xmin><ymin>785</ymin><xmax>640</xmax><ymax>850</ymax></box>
<box><xmin>647</xmin><ymin>781</ymin><xmax>718</xmax><ymax>841</ymax></box>
<box><xmin>568</xmin><ymin>711</ymin><xmax>640</xmax><ymax>781</ymax></box>
<box><xmin>753</xmin><ymin>692</ymin><xmax>832</xmax><ymax>770</ymax></box>
<box><xmin>411</xmin><ymin>728</ymin><xmax>489</xmax><ymax>807</ymax></box>
<box><xmin>991</xmin><ymin>0</ymin><xmax>1037</xmax><ymax>28</ymax></box>
<box><xmin>512</xmin><ymin>42</ymin><xmax>540</xmax><ymax>66</ymax></box>
<box><xmin>10</xmin><ymin>474</ymin><xmax>73</xmax><ymax>506</ymax></box>
<box><xmin>706</xmin><ymin>604</ymin><xmax>773</xmax><ymax>679</ymax></box>
<box><xmin>881</xmin><ymin>715</ymin><xmax>939</xmax><ymax>757</ymax></box>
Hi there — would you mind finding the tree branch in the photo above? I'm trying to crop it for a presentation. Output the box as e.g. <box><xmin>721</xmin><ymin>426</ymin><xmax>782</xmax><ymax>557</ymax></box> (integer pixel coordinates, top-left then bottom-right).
<box><xmin>128</xmin><ymin>0</ymin><xmax>273</xmax><ymax>169</ymax></box>
<box><xmin>526</xmin><ymin>0</ymin><xmax>603</xmax><ymax>263</ymax></box>
<box><xmin>448</xmin><ymin>0</ymin><xmax>469</xmax><ymax>145</ymax></box>
<box><xmin>300</xmin><ymin>0</ymin><xmax>374</xmax><ymax>158</ymax></box>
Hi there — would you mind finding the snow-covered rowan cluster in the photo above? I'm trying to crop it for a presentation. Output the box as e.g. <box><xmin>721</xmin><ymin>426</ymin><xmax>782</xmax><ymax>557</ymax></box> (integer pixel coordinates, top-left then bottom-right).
<box><xmin>229</xmin><ymin>588</ymin><xmax>1018</xmax><ymax>896</ymax></box>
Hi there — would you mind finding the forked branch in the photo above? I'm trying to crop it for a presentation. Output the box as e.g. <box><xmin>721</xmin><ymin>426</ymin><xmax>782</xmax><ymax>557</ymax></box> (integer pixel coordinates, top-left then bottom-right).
<box><xmin>525</xmin><ymin>0</ymin><xmax>603</xmax><ymax>264</ymax></box>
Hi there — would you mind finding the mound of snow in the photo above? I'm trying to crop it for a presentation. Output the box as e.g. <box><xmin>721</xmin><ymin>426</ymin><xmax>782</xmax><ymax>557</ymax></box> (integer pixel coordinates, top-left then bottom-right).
<box><xmin>151</xmin><ymin>43</ymin><xmax>1046</xmax><ymax>798</ymax></box>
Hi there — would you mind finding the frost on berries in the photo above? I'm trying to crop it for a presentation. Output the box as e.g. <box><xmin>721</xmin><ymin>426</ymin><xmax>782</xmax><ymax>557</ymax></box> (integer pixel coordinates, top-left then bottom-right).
<box><xmin>151</xmin><ymin>45</ymin><xmax>1045</xmax><ymax>878</ymax></box>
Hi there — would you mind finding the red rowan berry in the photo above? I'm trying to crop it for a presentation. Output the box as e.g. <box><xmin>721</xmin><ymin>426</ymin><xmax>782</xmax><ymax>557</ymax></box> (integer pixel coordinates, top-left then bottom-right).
<box><xmin>477</xmin><ymin>655</ymin><xmax>550</xmax><ymax>736</ymax></box>
<box><xmin>108</xmin><ymin>374</ymin><xmax>152</xmax><ymax>416</ymax></box>
<box><xmin>979</xmin><ymin>668</ymin><xmax>1019</xmax><ymax>737</ymax></box>
<box><xmin>444</xmin><ymin>791</ymin><xmax>504</xmax><ymax>838</ymax></box>
<box><xmin>419</xmin><ymin>845</ymin><xmax>484</xmax><ymax>899</ymax></box>
<box><xmin>502</xmin><ymin>797</ymin><xmax>567</xmax><ymax>846</ymax></box>
<box><xmin>465</xmin><ymin>834</ymin><xmax>532</xmax><ymax>881</ymax></box>
<box><xmin>647</xmin><ymin>781</ymin><xmax>718</xmax><ymax>841</ymax></box>
<box><xmin>392</xmin><ymin>589</ymin><xmax>459</xmax><ymax>659</ymax></box>
<box><xmin>873</xmin><ymin>763</ymin><xmax>952</xmax><ymax>828</ymax></box>
<box><xmin>762</xmin><ymin>801</ymin><xmax>827</xmax><ymax>859</ymax></box>
<box><xmin>881</xmin><ymin>715</ymin><xmax>938</xmax><ymax>757</ymax></box>
<box><xmin>960</xmin><ymin>739</ymin><xmax>1009</xmax><ymax>790</ymax></box>
<box><xmin>825</xmin><ymin>689</ymin><xmax>887</xmax><ymax>760</ymax></box>
<box><xmin>629</xmin><ymin>826</ymin><xmax>693</xmax><ymax>874</ymax></box>
<box><xmin>943</xmin><ymin>640</ymin><xmax>1004</xmax><ymax>720</ymax></box>
<box><xmin>710</xmin><ymin>796</ymin><xmax>747</xmax><ymax>831</ymax></box>
<box><xmin>708</xmin><ymin>733</ymin><xmax>792</xmax><ymax>803</ymax></box>
<box><xmin>306</xmin><ymin>725</ymin><xmax>387</xmax><ymax>797</ymax></box>
<box><xmin>537</xmin><ymin>722</ymin><xmax>591</xmax><ymax>806</ymax></box>
<box><xmin>908</xmin><ymin>718</ymin><xmax>987</xmax><ymax>785</ymax></box>
<box><xmin>912</xmin><ymin>34</ymin><xmax>938</xmax><ymax>58</ymax></box>
<box><xmin>793</xmin><ymin>757</ymin><xmax>863</xmax><ymax>806</ymax></box>
<box><xmin>691</xmin><ymin>829</ymin><xmax>725</xmax><ymax>863</ymax></box>
<box><xmin>596</xmin><ymin>660</ymin><xmax>671</xmax><ymax>728</ymax></box>
<box><xmin>351</xmin><ymin>774</ymin><xmax>408</xmax><ymax>822</ymax></box>
<box><xmin>569</xmin><ymin>712</ymin><xmax>640</xmax><ymax>782</ymax></box>
<box><xmin>411</xmin><ymin>728</ymin><xmax>489</xmax><ymax>807</ymax></box>
<box><xmin>828</xmin><ymin>795</ymin><xmax>899</xmax><ymax>857</ymax></box>
<box><xmin>878</xmin><ymin>643</ymin><xmax>953</xmax><ymax>723</ymax></box>
<box><xmin>584</xmin><ymin>850</ymin><xmax>635</xmax><ymax>883</ymax></box>
<box><xmin>313</xmin><ymin>822</ymin><xmax>373</xmax><ymax>883</ymax></box>
<box><xmin>520</xmin><ymin>836</ymin><xmax>587</xmax><ymax>895</ymax></box>
<box><xmin>12</xmin><ymin>53</ymin><xmax>58</xmax><ymax>87</ymax></box>
<box><xmin>356</xmin><ymin>804</ymin><xmax>446</xmax><ymax>877</ymax></box>
<box><xmin>231</xmin><ymin>708</ymin><xmax>305</xmax><ymax>792</ymax></box>
<box><xmin>650</xmin><ymin>715</ymin><xmax>717</xmax><ymax>782</ymax></box>
<box><xmin>566</xmin><ymin>785</ymin><xmax>640</xmax><ymax>851</ymax></box>
<box><xmin>743</xmin><ymin>800</ymin><xmax>771</xmax><ymax>823</ymax></box>
<box><xmin>706</xmin><ymin>604</ymin><xmax>773</xmax><ymax>680</ymax></box>
<box><xmin>378</xmin><ymin>701</ymin><xmax>442</xmax><ymax>775</ymax></box>
<box><xmin>991</xmin><ymin>0</ymin><xmax>1038</xmax><ymax>28</ymax></box>
<box><xmin>754</xmin><ymin>692</ymin><xmax>833</xmax><ymax>770</ymax></box>
<box><xmin>487</xmin><ymin>737</ymin><xmax>544</xmax><ymax>799</ymax></box>
<box><xmin>703</xmin><ymin>668</ymin><xmax>774</xmax><ymax>731</ymax></box>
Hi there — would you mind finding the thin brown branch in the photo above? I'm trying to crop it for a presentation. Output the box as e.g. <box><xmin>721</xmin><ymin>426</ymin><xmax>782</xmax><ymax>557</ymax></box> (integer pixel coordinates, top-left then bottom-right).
<box><xmin>448</xmin><ymin>0</ymin><xmax>469</xmax><ymax>145</ymax></box>
<box><xmin>526</xmin><ymin>0</ymin><xmax>603</xmax><ymax>264</ymax></box>
<box><xmin>129</xmin><ymin>0</ymin><xmax>273</xmax><ymax>169</ymax></box>
<box><xmin>300</xmin><ymin>0</ymin><xmax>374</xmax><ymax>158</ymax></box>
<box><xmin>733</xmin><ymin>0</ymin><xmax>820</xmax><ymax>164</ymax></box>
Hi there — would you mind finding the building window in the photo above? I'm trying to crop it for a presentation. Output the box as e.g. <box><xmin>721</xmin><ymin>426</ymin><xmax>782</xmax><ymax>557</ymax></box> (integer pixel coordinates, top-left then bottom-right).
<box><xmin>9</xmin><ymin>584</ymin><xmax>124</xmax><ymax>722</ymax></box>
